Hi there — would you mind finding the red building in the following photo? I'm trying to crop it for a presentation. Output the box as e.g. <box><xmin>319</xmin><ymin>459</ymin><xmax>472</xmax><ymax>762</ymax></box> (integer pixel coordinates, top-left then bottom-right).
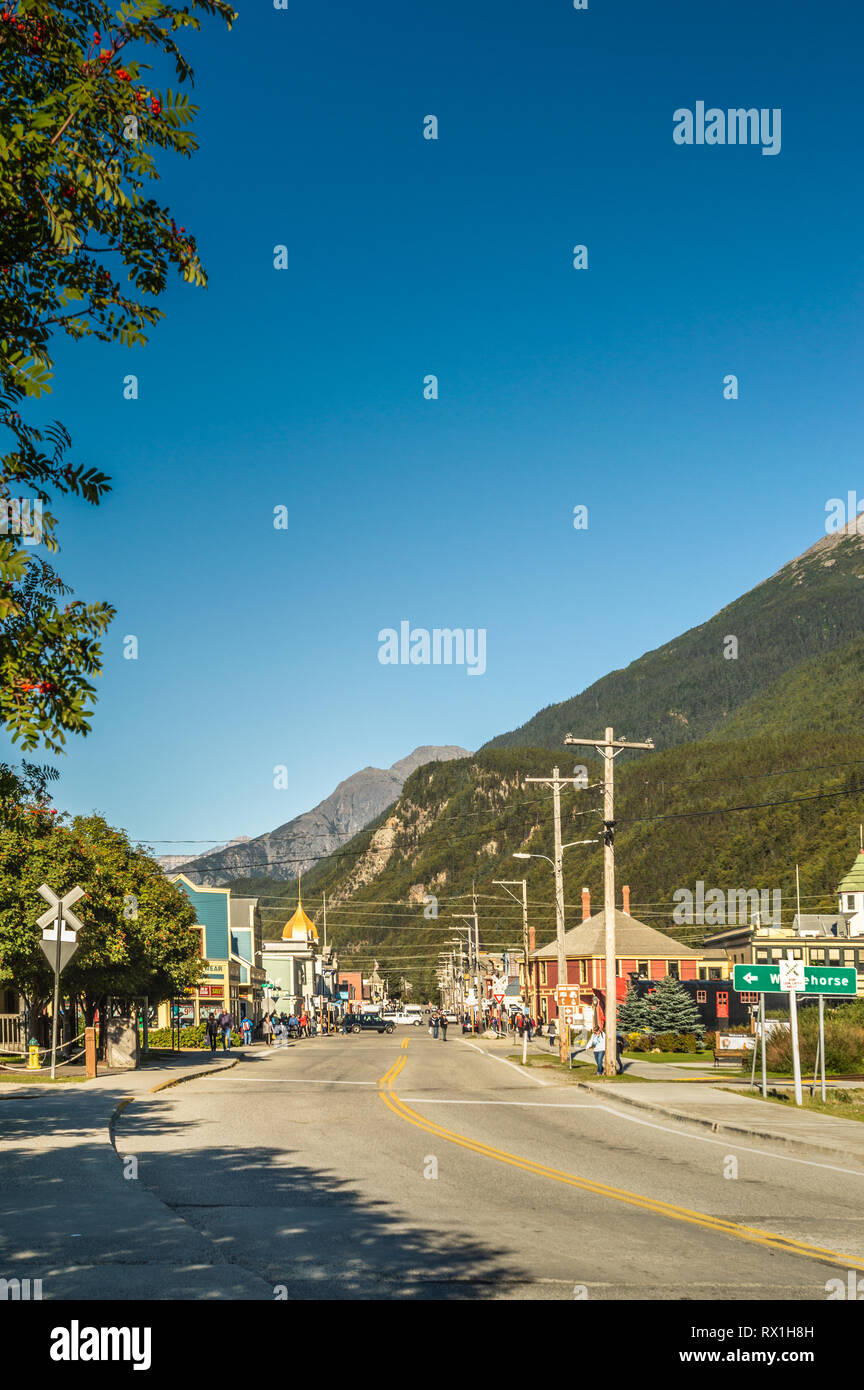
<box><xmin>525</xmin><ymin>886</ymin><xmax>705</xmax><ymax>1023</ymax></box>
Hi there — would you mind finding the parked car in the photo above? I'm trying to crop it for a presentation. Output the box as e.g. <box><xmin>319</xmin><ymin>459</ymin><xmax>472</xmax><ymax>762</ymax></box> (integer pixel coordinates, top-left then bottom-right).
<box><xmin>383</xmin><ymin>1010</ymin><xmax>423</xmax><ymax>1027</ymax></box>
<box><xmin>346</xmin><ymin>1014</ymin><xmax>395</xmax><ymax>1035</ymax></box>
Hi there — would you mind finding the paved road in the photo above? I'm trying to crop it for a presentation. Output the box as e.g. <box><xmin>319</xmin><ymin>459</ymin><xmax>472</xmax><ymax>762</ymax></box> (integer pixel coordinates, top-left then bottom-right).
<box><xmin>113</xmin><ymin>1032</ymin><xmax>864</xmax><ymax>1300</ymax></box>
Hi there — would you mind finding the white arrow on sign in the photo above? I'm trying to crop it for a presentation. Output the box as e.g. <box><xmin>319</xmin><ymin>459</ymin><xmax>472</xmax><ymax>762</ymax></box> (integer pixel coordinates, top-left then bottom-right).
<box><xmin>743</xmin><ymin>972</ymin><xmax>758</xmax><ymax>984</ymax></box>
<box><xmin>37</xmin><ymin>883</ymin><xmax>84</xmax><ymax>939</ymax></box>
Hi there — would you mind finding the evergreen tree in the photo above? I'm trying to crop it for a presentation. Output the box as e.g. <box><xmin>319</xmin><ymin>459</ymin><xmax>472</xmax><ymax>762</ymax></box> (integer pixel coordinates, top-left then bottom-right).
<box><xmin>644</xmin><ymin>975</ymin><xmax>704</xmax><ymax>1038</ymax></box>
<box><xmin>617</xmin><ymin>983</ymin><xmax>652</xmax><ymax>1032</ymax></box>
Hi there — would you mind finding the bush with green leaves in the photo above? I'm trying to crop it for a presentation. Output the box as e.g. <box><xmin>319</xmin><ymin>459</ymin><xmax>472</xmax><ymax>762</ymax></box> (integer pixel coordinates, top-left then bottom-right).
<box><xmin>765</xmin><ymin>1012</ymin><xmax>864</xmax><ymax>1074</ymax></box>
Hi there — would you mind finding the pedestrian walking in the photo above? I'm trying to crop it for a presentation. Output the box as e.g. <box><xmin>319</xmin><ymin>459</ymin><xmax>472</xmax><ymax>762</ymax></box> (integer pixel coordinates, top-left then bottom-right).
<box><xmin>241</xmin><ymin>1015</ymin><xmax>252</xmax><ymax>1046</ymax></box>
<box><xmin>589</xmin><ymin>1025</ymin><xmax>606</xmax><ymax>1075</ymax></box>
<box><xmin>432</xmin><ymin>1011</ymin><xmax>440</xmax><ymax>1040</ymax></box>
<box><xmin>440</xmin><ymin>1013</ymin><xmax>448</xmax><ymax>1041</ymax></box>
<box><xmin>205</xmin><ymin>1011</ymin><xmax>219</xmax><ymax>1054</ymax></box>
<box><xmin>218</xmin><ymin>1008</ymin><xmax>232</xmax><ymax>1051</ymax></box>
<box><xmin>262</xmin><ymin>1015</ymin><xmax>274</xmax><ymax>1047</ymax></box>
<box><xmin>616</xmin><ymin>1030</ymin><xmax>625</xmax><ymax>1074</ymax></box>
<box><xmin>525</xmin><ymin>1015</ymin><xmax>534</xmax><ymax>1042</ymax></box>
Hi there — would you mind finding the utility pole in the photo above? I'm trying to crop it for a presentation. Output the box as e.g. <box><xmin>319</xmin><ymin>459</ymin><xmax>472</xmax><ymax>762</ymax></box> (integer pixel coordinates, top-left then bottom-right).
<box><xmin>523</xmin><ymin>768</ymin><xmax>585</xmax><ymax>1061</ymax></box>
<box><xmin>493</xmin><ymin>877</ymin><xmax>532</xmax><ymax>1017</ymax></box>
<box><xmin>564</xmin><ymin>728</ymin><xmax>653</xmax><ymax>1075</ymax></box>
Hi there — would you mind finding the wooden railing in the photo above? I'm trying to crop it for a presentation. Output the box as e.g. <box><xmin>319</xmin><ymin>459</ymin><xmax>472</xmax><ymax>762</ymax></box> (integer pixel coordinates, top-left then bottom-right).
<box><xmin>0</xmin><ymin>1014</ymin><xmax>24</xmax><ymax>1052</ymax></box>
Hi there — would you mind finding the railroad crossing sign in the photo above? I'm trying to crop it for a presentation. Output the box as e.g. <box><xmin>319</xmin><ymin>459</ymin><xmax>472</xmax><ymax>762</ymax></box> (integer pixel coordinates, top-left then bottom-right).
<box><xmin>779</xmin><ymin>958</ymin><xmax>806</xmax><ymax>993</ymax></box>
<box><xmin>36</xmin><ymin>884</ymin><xmax>85</xmax><ymax>1080</ymax></box>
<box><xmin>733</xmin><ymin>963</ymin><xmax>857</xmax><ymax>997</ymax></box>
<box><xmin>37</xmin><ymin>883</ymin><xmax>84</xmax><ymax>973</ymax></box>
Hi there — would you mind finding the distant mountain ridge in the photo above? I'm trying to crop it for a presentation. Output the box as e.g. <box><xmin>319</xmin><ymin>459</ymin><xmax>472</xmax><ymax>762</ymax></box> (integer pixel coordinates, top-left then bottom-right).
<box><xmin>174</xmin><ymin>745</ymin><xmax>470</xmax><ymax>885</ymax></box>
<box><xmin>482</xmin><ymin>522</ymin><xmax>864</xmax><ymax>754</ymax></box>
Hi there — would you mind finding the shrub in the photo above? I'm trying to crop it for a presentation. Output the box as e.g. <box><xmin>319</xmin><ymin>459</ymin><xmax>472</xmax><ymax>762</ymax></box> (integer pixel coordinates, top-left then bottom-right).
<box><xmin>765</xmin><ymin>1014</ymin><xmax>864</xmax><ymax>1074</ymax></box>
<box><xmin>142</xmin><ymin>1024</ymin><xmax>242</xmax><ymax>1049</ymax></box>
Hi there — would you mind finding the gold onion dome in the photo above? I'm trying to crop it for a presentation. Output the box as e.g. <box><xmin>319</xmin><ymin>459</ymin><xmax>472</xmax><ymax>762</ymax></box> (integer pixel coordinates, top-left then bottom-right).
<box><xmin>281</xmin><ymin>888</ymin><xmax>318</xmax><ymax>942</ymax></box>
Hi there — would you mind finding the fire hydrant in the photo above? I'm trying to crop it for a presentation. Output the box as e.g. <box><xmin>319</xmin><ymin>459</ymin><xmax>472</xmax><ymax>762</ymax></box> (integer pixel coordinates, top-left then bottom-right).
<box><xmin>27</xmin><ymin>1040</ymin><xmax>40</xmax><ymax>1070</ymax></box>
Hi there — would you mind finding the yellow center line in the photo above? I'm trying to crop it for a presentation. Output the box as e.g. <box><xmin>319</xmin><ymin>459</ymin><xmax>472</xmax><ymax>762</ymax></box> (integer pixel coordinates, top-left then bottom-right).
<box><xmin>377</xmin><ymin>1078</ymin><xmax>864</xmax><ymax>1274</ymax></box>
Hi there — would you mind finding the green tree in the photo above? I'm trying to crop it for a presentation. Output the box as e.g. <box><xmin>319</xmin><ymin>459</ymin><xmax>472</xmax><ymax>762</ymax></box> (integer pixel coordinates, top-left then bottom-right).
<box><xmin>643</xmin><ymin>975</ymin><xmax>704</xmax><ymax>1038</ymax></box>
<box><xmin>617</xmin><ymin>982</ymin><xmax>652</xmax><ymax>1032</ymax></box>
<box><xmin>1</xmin><ymin>0</ymin><xmax>234</xmax><ymax>752</ymax></box>
<box><xmin>0</xmin><ymin>807</ymin><xmax>204</xmax><ymax>1031</ymax></box>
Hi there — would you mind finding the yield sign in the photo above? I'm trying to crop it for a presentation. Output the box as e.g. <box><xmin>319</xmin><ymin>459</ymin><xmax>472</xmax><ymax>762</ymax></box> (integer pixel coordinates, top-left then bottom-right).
<box><xmin>39</xmin><ymin>938</ymin><xmax>79</xmax><ymax>971</ymax></box>
<box><xmin>492</xmin><ymin>993</ymin><xmax>505</xmax><ymax>1004</ymax></box>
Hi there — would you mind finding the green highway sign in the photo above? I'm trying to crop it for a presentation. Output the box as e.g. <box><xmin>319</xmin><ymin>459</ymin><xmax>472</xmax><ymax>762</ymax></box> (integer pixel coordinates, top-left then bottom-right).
<box><xmin>733</xmin><ymin>963</ymin><xmax>858</xmax><ymax>996</ymax></box>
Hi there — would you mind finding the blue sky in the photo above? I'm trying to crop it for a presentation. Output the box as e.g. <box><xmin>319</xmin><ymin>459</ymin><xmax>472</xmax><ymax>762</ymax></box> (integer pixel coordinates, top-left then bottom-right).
<box><xmin>14</xmin><ymin>0</ymin><xmax>864</xmax><ymax>857</ymax></box>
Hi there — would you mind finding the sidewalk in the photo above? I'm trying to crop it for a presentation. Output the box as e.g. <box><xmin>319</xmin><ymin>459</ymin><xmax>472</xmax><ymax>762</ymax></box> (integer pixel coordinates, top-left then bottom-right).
<box><xmin>0</xmin><ymin>1045</ymin><xmax>283</xmax><ymax>1299</ymax></box>
<box><xmin>473</xmin><ymin>1032</ymin><xmax>864</xmax><ymax>1169</ymax></box>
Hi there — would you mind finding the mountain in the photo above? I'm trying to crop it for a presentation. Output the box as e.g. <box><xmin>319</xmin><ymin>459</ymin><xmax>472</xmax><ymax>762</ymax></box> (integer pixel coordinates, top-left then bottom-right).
<box><xmin>227</xmin><ymin>527</ymin><xmax>864</xmax><ymax>998</ymax></box>
<box><xmin>482</xmin><ymin>521</ymin><xmax>864</xmax><ymax>753</ymax></box>
<box><xmin>156</xmin><ymin>837</ymin><xmax>251</xmax><ymax>873</ymax></box>
<box><xmin>175</xmin><ymin>746</ymin><xmax>470</xmax><ymax>885</ymax></box>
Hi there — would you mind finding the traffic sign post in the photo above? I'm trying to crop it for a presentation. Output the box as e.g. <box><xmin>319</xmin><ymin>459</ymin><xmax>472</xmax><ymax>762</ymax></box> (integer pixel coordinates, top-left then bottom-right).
<box><xmin>733</xmin><ymin>959</ymin><xmax>859</xmax><ymax>1109</ymax></box>
<box><xmin>36</xmin><ymin>884</ymin><xmax>84</xmax><ymax>1081</ymax></box>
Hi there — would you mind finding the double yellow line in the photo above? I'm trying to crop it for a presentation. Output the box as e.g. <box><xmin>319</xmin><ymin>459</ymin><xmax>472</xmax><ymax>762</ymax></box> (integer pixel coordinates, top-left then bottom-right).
<box><xmin>377</xmin><ymin>1053</ymin><xmax>864</xmax><ymax>1274</ymax></box>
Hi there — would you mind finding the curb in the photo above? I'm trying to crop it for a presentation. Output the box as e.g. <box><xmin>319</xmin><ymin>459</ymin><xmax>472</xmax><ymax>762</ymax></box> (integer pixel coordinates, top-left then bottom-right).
<box><xmin>574</xmin><ymin>1076</ymin><xmax>864</xmax><ymax>1165</ymax></box>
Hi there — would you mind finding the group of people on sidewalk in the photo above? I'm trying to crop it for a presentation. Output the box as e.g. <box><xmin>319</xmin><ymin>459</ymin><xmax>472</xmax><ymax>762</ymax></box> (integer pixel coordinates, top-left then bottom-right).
<box><xmin>203</xmin><ymin>1009</ymin><xmax>314</xmax><ymax>1053</ymax></box>
<box><xmin>260</xmin><ymin>1011</ymin><xmax>312</xmax><ymax>1046</ymax></box>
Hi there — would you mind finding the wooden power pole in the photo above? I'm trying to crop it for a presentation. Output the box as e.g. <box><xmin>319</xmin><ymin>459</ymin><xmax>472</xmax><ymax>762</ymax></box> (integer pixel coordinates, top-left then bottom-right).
<box><xmin>563</xmin><ymin>728</ymin><xmax>653</xmax><ymax>1075</ymax></box>
<box><xmin>522</xmin><ymin>767</ymin><xmax>588</xmax><ymax>1062</ymax></box>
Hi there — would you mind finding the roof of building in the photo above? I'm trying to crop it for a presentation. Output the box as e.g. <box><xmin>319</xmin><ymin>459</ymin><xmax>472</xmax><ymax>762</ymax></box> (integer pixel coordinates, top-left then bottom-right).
<box><xmin>281</xmin><ymin>892</ymin><xmax>318</xmax><ymax>942</ymax></box>
<box><xmin>530</xmin><ymin>909</ymin><xmax>702</xmax><ymax>960</ymax></box>
<box><xmin>792</xmin><ymin>913</ymin><xmax>849</xmax><ymax>938</ymax></box>
<box><xmin>838</xmin><ymin>851</ymin><xmax>864</xmax><ymax>894</ymax></box>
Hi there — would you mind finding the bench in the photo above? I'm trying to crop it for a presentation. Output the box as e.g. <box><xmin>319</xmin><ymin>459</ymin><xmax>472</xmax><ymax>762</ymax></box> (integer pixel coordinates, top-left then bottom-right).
<box><xmin>713</xmin><ymin>1048</ymin><xmax>749</xmax><ymax>1067</ymax></box>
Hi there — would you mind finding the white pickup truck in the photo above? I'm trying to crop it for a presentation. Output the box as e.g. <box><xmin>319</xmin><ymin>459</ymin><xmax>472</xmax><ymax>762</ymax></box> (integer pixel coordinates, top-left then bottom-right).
<box><xmin>382</xmin><ymin>1007</ymin><xmax>424</xmax><ymax>1026</ymax></box>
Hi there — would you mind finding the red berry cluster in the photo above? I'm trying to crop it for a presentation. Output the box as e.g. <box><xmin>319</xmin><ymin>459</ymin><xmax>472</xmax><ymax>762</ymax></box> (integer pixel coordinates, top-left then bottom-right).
<box><xmin>17</xmin><ymin>680</ymin><xmax>56</xmax><ymax>694</ymax></box>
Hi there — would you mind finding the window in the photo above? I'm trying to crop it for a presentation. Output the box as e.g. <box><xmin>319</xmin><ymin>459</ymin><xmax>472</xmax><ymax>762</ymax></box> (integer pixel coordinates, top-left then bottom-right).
<box><xmin>829</xmin><ymin>949</ymin><xmax>841</xmax><ymax>964</ymax></box>
<box><xmin>696</xmin><ymin>989</ymin><xmax>707</xmax><ymax>1004</ymax></box>
<box><xmin>740</xmin><ymin>992</ymin><xmax>759</xmax><ymax>1004</ymax></box>
<box><xmin>708</xmin><ymin>967</ymin><xmax>723</xmax><ymax>980</ymax></box>
<box><xmin>847</xmin><ymin>895</ymin><xmax>855</xmax><ymax>911</ymax></box>
<box><xmin>579</xmin><ymin>960</ymin><xmax>587</xmax><ymax>984</ymax></box>
<box><xmin>771</xmin><ymin>949</ymin><xmax>783</xmax><ymax>961</ymax></box>
<box><xmin>540</xmin><ymin>962</ymin><xmax>548</xmax><ymax>985</ymax></box>
<box><xmin>616</xmin><ymin>959</ymin><xmax>623</xmax><ymax>976</ymax></box>
<box><xmin>637</xmin><ymin>961</ymin><xmax>649</xmax><ymax>978</ymax></box>
<box><xmin>844</xmin><ymin>950</ymin><xmax>855</xmax><ymax>964</ymax></box>
<box><xmin>668</xmin><ymin>961</ymin><xmax>680</xmax><ymax>979</ymax></box>
<box><xmin>755</xmin><ymin>950</ymin><xmax>768</xmax><ymax>962</ymax></box>
<box><xmin>810</xmin><ymin>949</ymin><xmax>825</xmax><ymax>964</ymax></box>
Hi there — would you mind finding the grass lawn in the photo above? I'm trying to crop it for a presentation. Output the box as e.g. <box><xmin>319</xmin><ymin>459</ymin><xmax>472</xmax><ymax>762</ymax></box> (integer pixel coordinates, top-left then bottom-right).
<box><xmin>508</xmin><ymin>1053</ymin><xmax>649</xmax><ymax>1083</ymax></box>
<box><xmin>623</xmin><ymin>1051</ymin><xmax>713</xmax><ymax>1065</ymax></box>
<box><xmin>730</xmin><ymin>1085</ymin><xmax>864</xmax><ymax>1122</ymax></box>
<box><xmin>0</xmin><ymin>1070</ymin><xmax>87</xmax><ymax>1084</ymax></box>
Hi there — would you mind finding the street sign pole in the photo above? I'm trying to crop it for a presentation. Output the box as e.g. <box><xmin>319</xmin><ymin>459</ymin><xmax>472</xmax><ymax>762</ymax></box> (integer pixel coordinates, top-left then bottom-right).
<box><xmin>36</xmin><ymin>885</ymin><xmax>83</xmax><ymax>1081</ymax></box>
<box><xmin>50</xmin><ymin>915</ymin><xmax>62</xmax><ymax>1081</ymax></box>
<box><xmin>760</xmin><ymin>994</ymin><xmax>767</xmax><ymax>1099</ymax></box>
<box><xmin>782</xmin><ymin>956</ymin><xmax>804</xmax><ymax>1107</ymax></box>
<box><xmin>819</xmin><ymin>993</ymin><xmax>826</xmax><ymax>1102</ymax></box>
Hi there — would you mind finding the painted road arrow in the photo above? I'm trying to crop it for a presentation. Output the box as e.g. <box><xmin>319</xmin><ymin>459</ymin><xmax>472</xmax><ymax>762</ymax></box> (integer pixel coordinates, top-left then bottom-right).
<box><xmin>733</xmin><ymin>962</ymin><xmax>857</xmax><ymax>996</ymax></box>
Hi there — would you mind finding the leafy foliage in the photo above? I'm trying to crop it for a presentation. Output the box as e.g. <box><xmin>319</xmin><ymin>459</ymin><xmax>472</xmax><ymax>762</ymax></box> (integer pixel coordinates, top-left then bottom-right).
<box><xmin>0</xmin><ymin>806</ymin><xmax>205</xmax><ymax>1016</ymax></box>
<box><xmin>0</xmin><ymin>0</ymin><xmax>234</xmax><ymax>752</ymax></box>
